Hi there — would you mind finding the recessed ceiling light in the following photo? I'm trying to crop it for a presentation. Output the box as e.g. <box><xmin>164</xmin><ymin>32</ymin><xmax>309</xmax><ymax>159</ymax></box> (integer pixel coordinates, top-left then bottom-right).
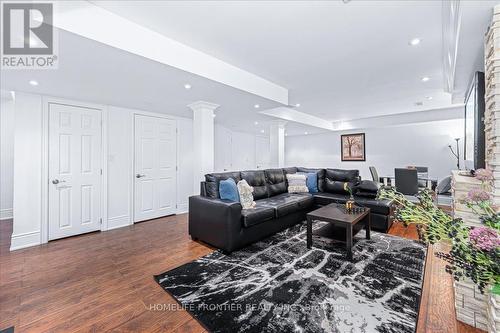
<box><xmin>409</xmin><ymin>38</ymin><xmax>421</xmax><ymax>46</ymax></box>
<box><xmin>304</xmin><ymin>131</ymin><xmax>308</xmax><ymax>135</ymax></box>
<box><xmin>260</xmin><ymin>129</ymin><xmax>265</xmax><ymax>133</ymax></box>
<box><xmin>184</xmin><ymin>83</ymin><xmax>191</xmax><ymax>89</ymax></box>
<box><xmin>421</xmin><ymin>77</ymin><xmax>430</xmax><ymax>82</ymax></box>
<box><xmin>254</xmin><ymin>121</ymin><xmax>259</xmax><ymax>125</ymax></box>
<box><xmin>254</xmin><ymin>104</ymin><xmax>260</xmax><ymax>109</ymax></box>
<box><xmin>29</xmin><ymin>80</ymin><xmax>38</xmax><ymax>86</ymax></box>
<box><xmin>295</xmin><ymin>103</ymin><xmax>301</xmax><ymax>107</ymax></box>
<box><xmin>426</xmin><ymin>96</ymin><xmax>433</xmax><ymax>100</ymax></box>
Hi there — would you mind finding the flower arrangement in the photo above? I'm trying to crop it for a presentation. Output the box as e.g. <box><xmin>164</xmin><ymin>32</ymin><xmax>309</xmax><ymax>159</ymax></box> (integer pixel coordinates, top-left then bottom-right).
<box><xmin>343</xmin><ymin>182</ymin><xmax>353</xmax><ymax>197</ymax></box>
<box><xmin>378</xmin><ymin>169</ymin><xmax>500</xmax><ymax>295</ymax></box>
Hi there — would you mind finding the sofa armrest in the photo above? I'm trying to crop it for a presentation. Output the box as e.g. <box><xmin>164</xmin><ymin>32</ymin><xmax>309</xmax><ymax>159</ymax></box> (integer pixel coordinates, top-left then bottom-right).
<box><xmin>188</xmin><ymin>195</ymin><xmax>242</xmax><ymax>252</ymax></box>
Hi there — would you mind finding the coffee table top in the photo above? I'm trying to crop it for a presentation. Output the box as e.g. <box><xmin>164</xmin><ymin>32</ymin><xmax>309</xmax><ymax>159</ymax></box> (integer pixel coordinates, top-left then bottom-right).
<box><xmin>307</xmin><ymin>203</ymin><xmax>370</xmax><ymax>225</ymax></box>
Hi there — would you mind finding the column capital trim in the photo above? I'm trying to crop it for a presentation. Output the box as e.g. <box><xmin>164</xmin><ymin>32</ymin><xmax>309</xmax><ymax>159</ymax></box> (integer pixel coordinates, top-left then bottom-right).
<box><xmin>270</xmin><ymin>120</ymin><xmax>288</xmax><ymax>128</ymax></box>
<box><xmin>188</xmin><ymin>101</ymin><xmax>220</xmax><ymax>111</ymax></box>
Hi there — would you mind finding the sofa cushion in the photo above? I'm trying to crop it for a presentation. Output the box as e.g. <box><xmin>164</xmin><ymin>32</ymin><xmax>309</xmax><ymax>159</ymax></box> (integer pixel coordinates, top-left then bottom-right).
<box><xmin>312</xmin><ymin>192</ymin><xmax>349</xmax><ymax>206</ymax></box>
<box><xmin>324</xmin><ymin>179</ymin><xmax>351</xmax><ymax>195</ymax></box>
<box><xmin>258</xmin><ymin>193</ymin><xmax>313</xmax><ymax>218</ymax></box>
<box><xmin>241</xmin><ymin>170</ymin><xmax>268</xmax><ymax>200</ymax></box>
<box><xmin>283</xmin><ymin>167</ymin><xmax>298</xmax><ymax>175</ymax></box>
<box><xmin>356</xmin><ymin>180</ymin><xmax>380</xmax><ymax>193</ymax></box>
<box><xmin>356</xmin><ymin>191</ymin><xmax>377</xmax><ymax>199</ymax></box>
<box><xmin>265</xmin><ymin>168</ymin><xmax>287</xmax><ymax>197</ymax></box>
<box><xmin>355</xmin><ymin>180</ymin><xmax>380</xmax><ymax>198</ymax></box>
<box><xmin>325</xmin><ymin>168</ymin><xmax>359</xmax><ymax>182</ymax></box>
<box><xmin>205</xmin><ymin>171</ymin><xmax>242</xmax><ymax>198</ymax></box>
<box><xmin>240</xmin><ymin>204</ymin><xmax>275</xmax><ymax>228</ymax></box>
<box><xmin>353</xmin><ymin>197</ymin><xmax>393</xmax><ymax>215</ymax></box>
<box><xmin>219</xmin><ymin>178</ymin><xmax>239</xmax><ymax>202</ymax></box>
<box><xmin>297</xmin><ymin>167</ymin><xmax>326</xmax><ymax>192</ymax></box>
<box><xmin>325</xmin><ymin>169</ymin><xmax>359</xmax><ymax>194</ymax></box>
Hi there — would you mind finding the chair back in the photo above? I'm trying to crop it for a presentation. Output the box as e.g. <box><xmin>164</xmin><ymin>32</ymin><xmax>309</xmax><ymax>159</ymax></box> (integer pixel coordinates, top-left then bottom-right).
<box><xmin>369</xmin><ymin>166</ymin><xmax>379</xmax><ymax>182</ymax></box>
<box><xmin>395</xmin><ymin>168</ymin><xmax>419</xmax><ymax>195</ymax></box>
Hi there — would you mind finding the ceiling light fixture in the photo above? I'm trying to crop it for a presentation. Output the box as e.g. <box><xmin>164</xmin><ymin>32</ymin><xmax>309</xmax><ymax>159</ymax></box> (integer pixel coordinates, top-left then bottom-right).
<box><xmin>254</xmin><ymin>121</ymin><xmax>259</xmax><ymax>125</ymax></box>
<box><xmin>260</xmin><ymin>129</ymin><xmax>265</xmax><ymax>133</ymax></box>
<box><xmin>426</xmin><ymin>96</ymin><xmax>433</xmax><ymax>100</ymax></box>
<box><xmin>304</xmin><ymin>131</ymin><xmax>308</xmax><ymax>135</ymax></box>
<box><xmin>29</xmin><ymin>80</ymin><xmax>39</xmax><ymax>86</ymax></box>
<box><xmin>421</xmin><ymin>77</ymin><xmax>430</xmax><ymax>82</ymax></box>
<box><xmin>409</xmin><ymin>38</ymin><xmax>421</xmax><ymax>46</ymax></box>
<box><xmin>212</xmin><ymin>114</ymin><xmax>216</xmax><ymax>118</ymax></box>
<box><xmin>184</xmin><ymin>83</ymin><xmax>191</xmax><ymax>89</ymax></box>
<box><xmin>254</xmin><ymin>104</ymin><xmax>260</xmax><ymax>109</ymax></box>
<box><xmin>295</xmin><ymin>103</ymin><xmax>301</xmax><ymax>107</ymax></box>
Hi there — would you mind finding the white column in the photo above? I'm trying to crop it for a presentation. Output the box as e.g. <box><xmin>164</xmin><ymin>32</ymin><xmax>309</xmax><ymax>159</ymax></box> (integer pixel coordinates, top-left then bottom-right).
<box><xmin>188</xmin><ymin>101</ymin><xmax>219</xmax><ymax>195</ymax></box>
<box><xmin>269</xmin><ymin>120</ymin><xmax>286</xmax><ymax>168</ymax></box>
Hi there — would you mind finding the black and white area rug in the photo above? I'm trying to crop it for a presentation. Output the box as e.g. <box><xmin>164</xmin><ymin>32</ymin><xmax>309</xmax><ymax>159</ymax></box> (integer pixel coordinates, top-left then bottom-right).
<box><xmin>155</xmin><ymin>222</ymin><xmax>427</xmax><ymax>333</ymax></box>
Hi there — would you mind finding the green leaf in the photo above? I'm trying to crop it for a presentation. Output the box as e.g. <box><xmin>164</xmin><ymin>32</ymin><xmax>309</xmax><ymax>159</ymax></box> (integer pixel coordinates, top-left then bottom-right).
<box><xmin>492</xmin><ymin>284</ymin><xmax>500</xmax><ymax>295</ymax></box>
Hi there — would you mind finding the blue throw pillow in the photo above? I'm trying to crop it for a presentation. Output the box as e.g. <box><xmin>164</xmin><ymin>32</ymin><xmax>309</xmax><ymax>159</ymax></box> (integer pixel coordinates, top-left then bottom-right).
<box><xmin>306</xmin><ymin>172</ymin><xmax>318</xmax><ymax>193</ymax></box>
<box><xmin>219</xmin><ymin>178</ymin><xmax>240</xmax><ymax>202</ymax></box>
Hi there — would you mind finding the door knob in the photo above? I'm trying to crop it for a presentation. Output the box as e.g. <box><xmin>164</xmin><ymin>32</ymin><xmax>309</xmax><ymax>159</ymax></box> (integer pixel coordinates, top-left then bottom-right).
<box><xmin>136</xmin><ymin>174</ymin><xmax>146</xmax><ymax>178</ymax></box>
<box><xmin>52</xmin><ymin>179</ymin><xmax>66</xmax><ymax>184</ymax></box>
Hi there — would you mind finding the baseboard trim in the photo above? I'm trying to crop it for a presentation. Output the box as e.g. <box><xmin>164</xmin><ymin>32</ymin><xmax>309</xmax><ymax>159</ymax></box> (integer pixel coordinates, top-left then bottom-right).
<box><xmin>107</xmin><ymin>215</ymin><xmax>131</xmax><ymax>231</ymax></box>
<box><xmin>0</xmin><ymin>208</ymin><xmax>13</xmax><ymax>220</ymax></box>
<box><xmin>10</xmin><ymin>231</ymin><xmax>41</xmax><ymax>251</ymax></box>
<box><xmin>176</xmin><ymin>203</ymin><xmax>188</xmax><ymax>214</ymax></box>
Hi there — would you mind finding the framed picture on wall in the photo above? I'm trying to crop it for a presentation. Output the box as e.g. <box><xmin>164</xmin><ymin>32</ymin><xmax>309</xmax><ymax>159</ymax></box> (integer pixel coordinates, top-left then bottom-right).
<box><xmin>341</xmin><ymin>133</ymin><xmax>366</xmax><ymax>161</ymax></box>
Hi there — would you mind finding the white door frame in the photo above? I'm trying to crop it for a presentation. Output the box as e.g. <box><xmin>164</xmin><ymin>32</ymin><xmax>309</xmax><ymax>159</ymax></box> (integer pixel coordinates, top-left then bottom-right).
<box><xmin>41</xmin><ymin>96</ymin><xmax>108</xmax><ymax>244</ymax></box>
<box><xmin>130</xmin><ymin>111</ymin><xmax>178</xmax><ymax>223</ymax></box>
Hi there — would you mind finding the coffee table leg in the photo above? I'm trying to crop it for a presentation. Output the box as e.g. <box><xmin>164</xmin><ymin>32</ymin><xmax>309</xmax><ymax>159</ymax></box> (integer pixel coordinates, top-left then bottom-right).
<box><xmin>366</xmin><ymin>214</ymin><xmax>371</xmax><ymax>240</ymax></box>
<box><xmin>346</xmin><ymin>225</ymin><xmax>353</xmax><ymax>260</ymax></box>
<box><xmin>307</xmin><ymin>216</ymin><xmax>312</xmax><ymax>249</ymax></box>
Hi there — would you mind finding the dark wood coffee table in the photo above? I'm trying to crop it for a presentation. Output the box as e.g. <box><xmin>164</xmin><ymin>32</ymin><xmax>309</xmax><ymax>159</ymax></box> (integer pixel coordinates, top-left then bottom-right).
<box><xmin>306</xmin><ymin>203</ymin><xmax>371</xmax><ymax>260</ymax></box>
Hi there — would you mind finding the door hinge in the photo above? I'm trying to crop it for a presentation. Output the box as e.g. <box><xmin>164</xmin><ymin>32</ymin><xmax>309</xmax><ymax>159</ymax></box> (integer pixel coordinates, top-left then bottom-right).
<box><xmin>100</xmin><ymin>169</ymin><xmax>103</xmax><ymax>175</ymax></box>
<box><xmin>176</xmin><ymin>165</ymin><xmax>178</xmax><ymax>171</ymax></box>
<box><xmin>99</xmin><ymin>218</ymin><xmax>102</xmax><ymax>224</ymax></box>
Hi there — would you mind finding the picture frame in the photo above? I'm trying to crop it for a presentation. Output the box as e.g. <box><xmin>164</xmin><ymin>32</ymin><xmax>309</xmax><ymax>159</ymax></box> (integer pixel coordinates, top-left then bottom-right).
<box><xmin>341</xmin><ymin>133</ymin><xmax>366</xmax><ymax>161</ymax></box>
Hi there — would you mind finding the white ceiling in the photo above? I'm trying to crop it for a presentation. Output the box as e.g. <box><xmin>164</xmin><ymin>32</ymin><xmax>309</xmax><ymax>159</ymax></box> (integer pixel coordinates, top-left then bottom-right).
<box><xmin>91</xmin><ymin>0</ymin><xmax>497</xmax><ymax>120</ymax></box>
<box><xmin>1</xmin><ymin>0</ymin><xmax>498</xmax><ymax>136</ymax></box>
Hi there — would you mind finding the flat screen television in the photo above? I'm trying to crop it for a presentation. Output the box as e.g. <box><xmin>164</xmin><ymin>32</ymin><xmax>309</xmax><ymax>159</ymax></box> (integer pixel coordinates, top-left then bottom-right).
<box><xmin>464</xmin><ymin>71</ymin><xmax>485</xmax><ymax>170</ymax></box>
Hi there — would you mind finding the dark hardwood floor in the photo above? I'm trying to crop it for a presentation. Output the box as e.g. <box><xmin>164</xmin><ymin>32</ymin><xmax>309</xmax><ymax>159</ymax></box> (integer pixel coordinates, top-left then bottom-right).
<box><xmin>0</xmin><ymin>215</ymin><xmax>482</xmax><ymax>332</ymax></box>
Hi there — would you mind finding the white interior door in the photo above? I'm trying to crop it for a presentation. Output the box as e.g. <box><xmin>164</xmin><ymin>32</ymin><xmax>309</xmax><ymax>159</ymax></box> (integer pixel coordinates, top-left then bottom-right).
<box><xmin>134</xmin><ymin>115</ymin><xmax>177</xmax><ymax>222</ymax></box>
<box><xmin>48</xmin><ymin>103</ymin><xmax>102</xmax><ymax>240</ymax></box>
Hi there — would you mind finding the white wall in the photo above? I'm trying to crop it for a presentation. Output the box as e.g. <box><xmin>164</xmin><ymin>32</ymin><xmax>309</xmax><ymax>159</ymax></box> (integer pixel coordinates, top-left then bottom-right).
<box><xmin>1</xmin><ymin>95</ymin><xmax>15</xmax><ymax>220</ymax></box>
<box><xmin>11</xmin><ymin>93</ymin><xmax>195</xmax><ymax>249</ymax></box>
<box><xmin>285</xmin><ymin>118</ymin><xmax>465</xmax><ymax>181</ymax></box>
<box><xmin>214</xmin><ymin>124</ymin><xmax>268</xmax><ymax>172</ymax></box>
<box><xmin>12</xmin><ymin>93</ymin><xmax>43</xmax><ymax>249</ymax></box>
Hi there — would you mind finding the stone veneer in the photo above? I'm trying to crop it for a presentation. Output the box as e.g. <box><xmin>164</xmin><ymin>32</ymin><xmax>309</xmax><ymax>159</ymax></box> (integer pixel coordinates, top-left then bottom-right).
<box><xmin>450</xmin><ymin>5</ymin><xmax>500</xmax><ymax>332</ymax></box>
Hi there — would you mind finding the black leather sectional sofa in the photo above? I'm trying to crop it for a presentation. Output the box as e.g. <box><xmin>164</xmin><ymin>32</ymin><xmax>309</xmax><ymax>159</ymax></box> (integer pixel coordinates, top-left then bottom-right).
<box><xmin>189</xmin><ymin>167</ymin><xmax>394</xmax><ymax>253</ymax></box>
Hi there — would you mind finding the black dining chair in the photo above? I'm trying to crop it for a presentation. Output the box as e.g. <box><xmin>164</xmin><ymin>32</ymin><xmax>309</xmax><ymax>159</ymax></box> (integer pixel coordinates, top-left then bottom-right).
<box><xmin>369</xmin><ymin>166</ymin><xmax>379</xmax><ymax>183</ymax></box>
<box><xmin>395</xmin><ymin>168</ymin><xmax>419</xmax><ymax>200</ymax></box>
<box><xmin>415</xmin><ymin>166</ymin><xmax>429</xmax><ymax>188</ymax></box>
